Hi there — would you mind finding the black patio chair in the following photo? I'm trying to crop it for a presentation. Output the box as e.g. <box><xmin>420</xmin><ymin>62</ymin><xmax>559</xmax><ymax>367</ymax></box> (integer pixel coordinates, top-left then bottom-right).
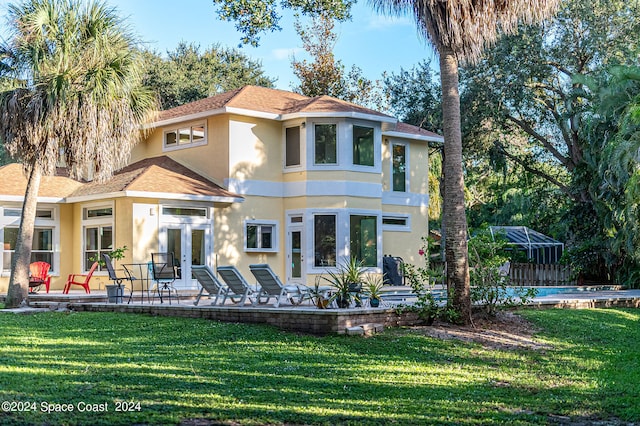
<box><xmin>150</xmin><ymin>252</ymin><xmax>180</xmax><ymax>304</ymax></box>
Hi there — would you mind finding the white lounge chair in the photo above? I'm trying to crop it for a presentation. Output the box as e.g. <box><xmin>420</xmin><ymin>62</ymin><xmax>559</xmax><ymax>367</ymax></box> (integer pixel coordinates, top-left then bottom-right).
<box><xmin>216</xmin><ymin>266</ymin><xmax>257</xmax><ymax>305</ymax></box>
<box><xmin>249</xmin><ymin>264</ymin><xmax>311</xmax><ymax>307</ymax></box>
<box><xmin>191</xmin><ymin>265</ymin><xmax>228</xmax><ymax>306</ymax></box>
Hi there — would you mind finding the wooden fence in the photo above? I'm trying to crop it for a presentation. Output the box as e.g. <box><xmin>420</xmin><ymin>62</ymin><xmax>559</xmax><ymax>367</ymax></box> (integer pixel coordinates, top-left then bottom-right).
<box><xmin>508</xmin><ymin>263</ymin><xmax>575</xmax><ymax>286</ymax></box>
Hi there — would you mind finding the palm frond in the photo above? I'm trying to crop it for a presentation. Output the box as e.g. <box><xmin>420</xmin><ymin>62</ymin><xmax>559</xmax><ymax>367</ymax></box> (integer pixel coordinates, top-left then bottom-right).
<box><xmin>369</xmin><ymin>0</ymin><xmax>560</xmax><ymax>64</ymax></box>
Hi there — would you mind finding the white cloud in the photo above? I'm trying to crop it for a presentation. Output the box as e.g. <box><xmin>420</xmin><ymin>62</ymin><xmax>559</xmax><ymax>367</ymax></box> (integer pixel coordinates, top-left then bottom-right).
<box><xmin>271</xmin><ymin>47</ymin><xmax>304</xmax><ymax>60</ymax></box>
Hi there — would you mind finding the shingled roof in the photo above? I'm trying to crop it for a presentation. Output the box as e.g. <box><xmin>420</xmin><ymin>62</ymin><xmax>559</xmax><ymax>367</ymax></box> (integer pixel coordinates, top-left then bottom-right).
<box><xmin>157</xmin><ymin>85</ymin><xmax>394</xmax><ymax>123</ymax></box>
<box><xmin>0</xmin><ymin>164</ymin><xmax>84</xmax><ymax>200</ymax></box>
<box><xmin>68</xmin><ymin>156</ymin><xmax>242</xmax><ymax>203</ymax></box>
<box><xmin>0</xmin><ymin>157</ymin><xmax>242</xmax><ymax>204</ymax></box>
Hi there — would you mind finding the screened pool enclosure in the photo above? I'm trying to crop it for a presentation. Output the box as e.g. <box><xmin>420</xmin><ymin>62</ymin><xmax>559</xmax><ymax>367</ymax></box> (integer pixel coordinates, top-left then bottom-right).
<box><xmin>489</xmin><ymin>226</ymin><xmax>564</xmax><ymax>264</ymax></box>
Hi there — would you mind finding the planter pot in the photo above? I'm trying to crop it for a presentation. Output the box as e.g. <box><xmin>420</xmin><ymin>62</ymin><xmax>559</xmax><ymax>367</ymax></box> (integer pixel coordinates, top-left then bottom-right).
<box><xmin>316</xmin><ymin>298</ymin><xmax>330</xmax><ymax>309</ymax></box>
<box><xmin>336</xmin><ymin>295</ymin><xmax>350</xmax><ymax>309</ymax></box>
<box><xmin>369</xmin><ymin>297</ymin><xmax>380</xmax><ymax>308</ymax></box>
<box><xmin>106</xmin><ymin>284</ymin><xmax>123</xmax><ymax>304</ymax></box>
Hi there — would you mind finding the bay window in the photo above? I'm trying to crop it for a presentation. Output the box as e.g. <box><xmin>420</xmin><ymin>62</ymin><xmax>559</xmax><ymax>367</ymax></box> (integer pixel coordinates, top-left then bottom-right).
<box><xmin>314</xmin><ymin>124</ymin><xmax>337</xmax><ymax>164</ymax></box>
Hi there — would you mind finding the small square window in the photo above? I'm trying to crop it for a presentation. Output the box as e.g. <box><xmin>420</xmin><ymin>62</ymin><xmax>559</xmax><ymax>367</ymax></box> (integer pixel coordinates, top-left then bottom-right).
<box><xmin>245</xmin><ymin>222</ymin><xmax>277</xmax><ymax>252</ymax></box>
<box><xmin>192</xmin><ymin>125</ymin><xmax>205</xmax><ymax>143</ymax></box>
<box><xmin>164</xmin><ymin>123</ymin><xmax>206</xmax><ymax>149</ymax></box>
<box><xmin>165</xmin><ymin>131</ymin><xmax>177</xmax><ymax>146</ymax></box>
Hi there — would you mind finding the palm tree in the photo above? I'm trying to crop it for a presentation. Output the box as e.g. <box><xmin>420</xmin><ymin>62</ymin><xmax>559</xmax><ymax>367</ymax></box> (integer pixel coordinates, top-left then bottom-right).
<box><xmin>370</xmin><ymin>0</ymin><xmax>559</xmax><ymax>323</ymax></box>
<box><xmin>0</xmin><ymin>0</ymin><xmax>157</xmax><ymax>308</ymax></box>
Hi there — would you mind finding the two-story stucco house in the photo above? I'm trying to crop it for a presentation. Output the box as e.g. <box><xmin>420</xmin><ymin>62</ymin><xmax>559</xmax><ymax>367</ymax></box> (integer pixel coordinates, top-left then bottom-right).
<box><xmin>0</xmin><ymin>86</ymin><xmax>442</xmax><ymax>292</ymax></box>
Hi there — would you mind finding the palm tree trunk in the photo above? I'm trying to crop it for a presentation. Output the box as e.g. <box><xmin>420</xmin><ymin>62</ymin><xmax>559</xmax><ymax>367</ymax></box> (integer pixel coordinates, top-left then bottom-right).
<box><xmin>439</xmin><ymin>47</ymin><xmax>471</xmax><ymax>324</ymax></box>
<box><xmin>5</xmin><ymin>163</ymin><xmax>42</xmax><ymax>308</ymax></box>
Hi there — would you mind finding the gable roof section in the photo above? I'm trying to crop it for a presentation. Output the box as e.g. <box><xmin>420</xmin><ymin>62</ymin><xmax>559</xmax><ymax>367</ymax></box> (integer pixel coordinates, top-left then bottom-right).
<box><xmin>155</xmin><ymin>85</ymin><xmax>396</xmax><ymax>126</ymax></box>
<box><xmin>0</xmin><ymin>164</ymin><xmax>84</xmax><ymax>202</ymax></box>
<box><xmin>383</xmin><ymin>122</ymin><xmax>444</xmax><ymax>142</ymax></box>
<box><xmin>67</xmin><ymin>156</ymin><xmax>243</xmax><ymax>203</ymax></box>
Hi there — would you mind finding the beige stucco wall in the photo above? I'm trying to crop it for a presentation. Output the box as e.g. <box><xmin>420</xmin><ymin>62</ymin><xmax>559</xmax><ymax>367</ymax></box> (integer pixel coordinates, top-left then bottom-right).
<box><xmin>131</xmin><ymin>115</ymin><xmax>230</xmax><ymax>185</ymax></box>
<box><xmin>213</xmin><ymin>197</ymin><xmax>285</xmax><ymax>281</ymax></box>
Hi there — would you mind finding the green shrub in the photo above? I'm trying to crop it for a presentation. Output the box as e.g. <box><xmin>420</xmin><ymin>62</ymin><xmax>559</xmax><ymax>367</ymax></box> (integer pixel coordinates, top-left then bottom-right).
<box><xmin>469</xmin><ymin>229</ymin><xmax>537</xmax><ymax>316</ymax></box>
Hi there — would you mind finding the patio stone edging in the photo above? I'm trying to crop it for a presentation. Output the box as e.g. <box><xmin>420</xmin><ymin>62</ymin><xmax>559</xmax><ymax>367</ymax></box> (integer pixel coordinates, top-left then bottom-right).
<box><xmin>67</xmin><ymin>303</ymin><xmax>423</xmax><ymax>335</ymax></box>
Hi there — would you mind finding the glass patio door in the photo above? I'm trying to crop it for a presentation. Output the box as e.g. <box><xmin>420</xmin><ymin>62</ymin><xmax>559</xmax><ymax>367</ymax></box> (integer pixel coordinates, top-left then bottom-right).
<box><xmin>163</xmin><ymin>224</ymin><xmax>208</xmax><ymax>290</ymax></box>
<box><xmin>287</xmin><ymin>215</ymin><xmax>305</xmax><ymax>285</ymax></box>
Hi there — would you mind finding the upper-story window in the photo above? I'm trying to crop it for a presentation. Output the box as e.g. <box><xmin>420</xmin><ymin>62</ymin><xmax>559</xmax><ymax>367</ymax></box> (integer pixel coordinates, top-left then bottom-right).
<box><xmin>392</xmin><ymin>143</ymin><xmax>407</xmax><ymax>192</ymax></box>
<box><xmin>163</xmin><ymin>123</ymin><xmax>206</xmax><ymax>151</ymax></box>
<box><xmin>285</xmin><ymin>126</ymin><xmax>301</xmax><ymax>167</ymax></box>
<box><xmin>314</xmin><ymin>124</ymin><xmax>337</xmax><ymax>165</ymax></box>
<box><xmin>353</xmin><ymin>126</ymin><xmax>374</xmax><ymax>166</ymax></box>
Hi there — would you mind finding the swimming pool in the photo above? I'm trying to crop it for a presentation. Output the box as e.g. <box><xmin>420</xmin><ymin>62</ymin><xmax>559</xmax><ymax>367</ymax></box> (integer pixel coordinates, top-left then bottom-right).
<box><xmin>380</xmin><ymin>285</ymin><xmax>622</xmax><ymax>303</ymax></box>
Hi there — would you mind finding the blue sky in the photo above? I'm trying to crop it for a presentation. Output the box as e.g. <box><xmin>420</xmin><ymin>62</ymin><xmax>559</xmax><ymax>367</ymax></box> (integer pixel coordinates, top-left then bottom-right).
<box><xmin>0</xmin><ymin>0</ymin><xmax>439</xmax><ymax>91</ymax></box>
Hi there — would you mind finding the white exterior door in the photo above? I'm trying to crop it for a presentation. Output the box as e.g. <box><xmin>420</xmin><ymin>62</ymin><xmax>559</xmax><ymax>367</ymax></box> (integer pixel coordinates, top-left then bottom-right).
<box><xmin>286</xmin><ymin>215</ymin><xmax>305</xmax><ymax>285</ymax></box>
<box><xmin>160</xmin><ymin>207</ymin><xmax>212</xmax><ymax>290</ymax></box>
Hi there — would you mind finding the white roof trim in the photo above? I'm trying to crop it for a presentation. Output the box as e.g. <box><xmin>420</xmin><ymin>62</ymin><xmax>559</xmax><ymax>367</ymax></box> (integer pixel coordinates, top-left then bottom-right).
<box><xmin>383</xmin><ymin>130</ymin><xmax>444</xmax><ymax>142</ymax></box>
<box><xmin>65</xmin><ymin>191</ymin><xmax>243</xmax><ymax>204</ymax></box>
<box><xmin>149</xmin><ymin>106</ymin><xmax>397</xmax><ymax>128</ymax></box>
<box><xmin>281</xmin><ymin>111</ymin><xmax>397</xmax><ymax>123</ymax></box>
<box><xmin>147</xmin><ymin>108</ymin><xmax>226</xmax><ymax>128</ymax></box>
<box><xmin>0</xmin><ymin>196</ymin><xmax>66</xmax><ymax>203</ymax></box>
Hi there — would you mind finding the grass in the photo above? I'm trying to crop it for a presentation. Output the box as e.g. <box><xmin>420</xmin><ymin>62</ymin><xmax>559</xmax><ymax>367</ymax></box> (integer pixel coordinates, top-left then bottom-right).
<box><xmin>0</xmin><ymin>309</ymin><xmax>638</xmax><ymax>425</ymax></box>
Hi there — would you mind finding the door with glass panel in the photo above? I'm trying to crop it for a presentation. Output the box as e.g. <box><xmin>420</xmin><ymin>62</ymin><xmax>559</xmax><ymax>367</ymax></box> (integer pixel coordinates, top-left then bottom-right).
<box><xmin>163</xmin><ymin>224</ymin><xmax>208</xmax><ymax>290</ymax></box>
<box><xmin>287</xmin><ymin>216</ymin><xmax>304</xmax><ymax>285</ymax></box>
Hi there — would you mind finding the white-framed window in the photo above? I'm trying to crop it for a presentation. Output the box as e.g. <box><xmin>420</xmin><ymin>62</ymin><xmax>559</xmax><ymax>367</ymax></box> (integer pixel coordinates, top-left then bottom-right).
<box><xmin>350</xmin><ymin>215</ymin><xmax>378</xmax><ymax>267</ymax></box>
<box><xmin>392</xmin><ymin>143</ymin><xmax>408</xmax><ymax>192</ymax></box>
<box><xmin>161</xmin><ymin>206</ymin><xmax>208</xmax><ymax>218</ymax></box>
<box><xmin>314</xmin><ymin>123</ymin><xmax>337</xmax><ymax>165</ymax></box>
<box><xmin>163</xmin><ymin>122</ymin><xmax>207</xmax><ymax>151</ymax></box>
<box><xmin>382</xmin><ymin>214</ymin><xmax>411</xmax><ymax>232</ymax></box>
<box><xmin>353</xmin><ymin>125</ymin><xmax>374</xmax><ymax>167</ymax></box>
<box><xmin>313</xmin><ymin>214</ymin><xmax>337</xmax><ymax>267</ymax></box>
<box><xmin>244</xmin><ymin>220</ymin><xmax>278</xmax><ymax>252</ymax></box>
<box><xmin>82</xmin><ymin>204</ymin><xmax>113</xmax><ymax>272</ymax></box>
<box><xmin>285</xmin><ymin>126</ymin><xmax>301</xmax><ymax>167</ymax></box>
<box><xmin>1</xmin><ymin>206</ymin><xmax>58</xmax><ymax>274</ymax></box>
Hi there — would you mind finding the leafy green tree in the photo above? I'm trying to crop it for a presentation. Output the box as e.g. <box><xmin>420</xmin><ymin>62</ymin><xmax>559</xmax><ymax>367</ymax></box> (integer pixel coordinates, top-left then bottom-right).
<box><xmin>383</xmin><ymin>60</ymin><xmax>442</xmax><ymax>133</ymax></box>
<box><xmin>141</xmin><ymin>42</ymin><xmax>275</xmax><ymax>109</ymax></box>
<box><xmin>572</xmin><ymin>66</ymin><xmax>640</xmax><ymax>284</ymax></box>
<box><xmin>0</xmin><ymin>0</ymin><xmax>157</xmax><ymax>307</ymax></box>
<box><xmin>370</xmin><ymin>0</ymin><xmax>559</xmax><ymax>324</ymax></box>
<box><xmin>212</xmin><ymin>0</ymin><xmax>356</xmax><ymax>47</ymax></box>
<box><xmin>291</xmin><ymin>14</ymin><xmax>378</xmax><ymax>107</ymax></box>
<box><xmin>460</xmin><ymin>0</ymin><xmax>640</xmax><ymax>282</ymax></box>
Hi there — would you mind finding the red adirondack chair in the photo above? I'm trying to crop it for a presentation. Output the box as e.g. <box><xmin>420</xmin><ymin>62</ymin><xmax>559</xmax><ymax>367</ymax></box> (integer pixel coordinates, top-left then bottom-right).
<box><xmin>29</xmin><ymin>261</ymin><xmax>51</xmax><ymax>293</ymax></box>
<box><xmin>63</xmin><ymin>262</ymin><xmax>98</xmax><ymax>294</ymax></box>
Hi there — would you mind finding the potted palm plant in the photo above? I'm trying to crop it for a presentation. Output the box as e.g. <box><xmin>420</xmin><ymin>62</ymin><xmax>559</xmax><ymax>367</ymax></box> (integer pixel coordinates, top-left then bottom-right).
<box><xmin>364</xmin><ymin>274</ymin><xmax>384</xmax><ymax>308</ymax></box>
<box><xmin>323</xmin><ymin>257</ymin><xmax>365</xmax><ymax>308</ymax></box>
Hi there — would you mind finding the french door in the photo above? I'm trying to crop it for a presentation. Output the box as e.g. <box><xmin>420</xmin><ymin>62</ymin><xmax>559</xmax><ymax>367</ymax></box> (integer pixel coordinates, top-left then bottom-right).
<box><xmin>161</xmin><ymin>223</ymin><xmax>210</xmax><ymax>290</ymax></box>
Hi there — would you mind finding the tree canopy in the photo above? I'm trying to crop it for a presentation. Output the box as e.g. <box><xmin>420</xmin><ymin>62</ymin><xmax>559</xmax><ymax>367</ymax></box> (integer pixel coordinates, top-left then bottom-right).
<box><xmin>291</xmin><ymin>14</ymin><xmax>378</xmax><ymax>107</ymax></box>
<box><xmin>459</xmin><ymin>0</ymin><xmax>640</xmax><ymax>283</ymax></box>
<box><xmin>141</xmin><ymin>42</ymin><xmax>275</xmax><ymax>110</ymax></box>
<box><xmin>0</xmin><ymin>0</ymin><xmax>156</xmax><ymax>307</ymax></box>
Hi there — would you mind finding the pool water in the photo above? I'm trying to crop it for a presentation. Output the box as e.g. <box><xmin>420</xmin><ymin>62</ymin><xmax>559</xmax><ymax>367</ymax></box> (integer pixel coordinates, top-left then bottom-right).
<box><xmin>380</xmin><ymin>285</ymin><xmax>621</xmax><ymax>302</ymax></box>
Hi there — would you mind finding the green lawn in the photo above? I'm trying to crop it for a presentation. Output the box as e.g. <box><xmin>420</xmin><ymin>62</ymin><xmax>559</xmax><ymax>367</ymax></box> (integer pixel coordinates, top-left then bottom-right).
<box><xmin>0</xmin><ymin>309</ymin><xmax>638</xmax><ymax>425</ymax></box>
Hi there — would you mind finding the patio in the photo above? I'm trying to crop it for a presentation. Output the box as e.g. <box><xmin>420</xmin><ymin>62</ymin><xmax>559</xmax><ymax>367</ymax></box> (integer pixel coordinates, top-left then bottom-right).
<box><xmin>8</xmin><ymin>287</ymin><xmax>640</xmax><ymax>335</ymax></box>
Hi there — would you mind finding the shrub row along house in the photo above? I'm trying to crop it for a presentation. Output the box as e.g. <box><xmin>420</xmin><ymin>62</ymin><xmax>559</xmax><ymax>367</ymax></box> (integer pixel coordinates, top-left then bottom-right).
<box><xmin>0</xmin><ymin>86</ymin><xmax>442</xmax><ymax>292</ymax></box>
